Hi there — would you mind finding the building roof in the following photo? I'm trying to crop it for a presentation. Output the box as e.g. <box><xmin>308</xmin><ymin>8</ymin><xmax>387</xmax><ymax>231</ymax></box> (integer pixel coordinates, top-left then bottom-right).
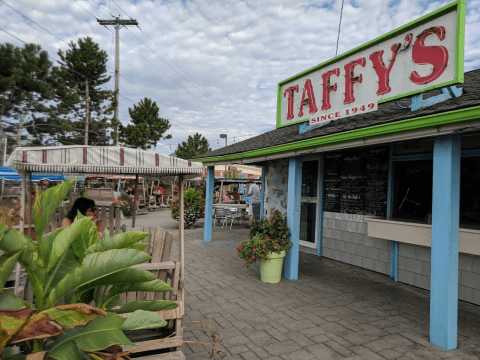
<box><xmin>195</xmin><ymin>68</ymin><xmax>480</xmax><ymax>163</ymax></box>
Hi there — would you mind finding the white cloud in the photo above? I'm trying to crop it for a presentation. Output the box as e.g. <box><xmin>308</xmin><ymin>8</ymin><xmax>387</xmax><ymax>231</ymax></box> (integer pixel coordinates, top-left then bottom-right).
<box><xmin>1</xmin><ymin>0</ymin><xmax>479</xmax><ymax>154</ymax></box>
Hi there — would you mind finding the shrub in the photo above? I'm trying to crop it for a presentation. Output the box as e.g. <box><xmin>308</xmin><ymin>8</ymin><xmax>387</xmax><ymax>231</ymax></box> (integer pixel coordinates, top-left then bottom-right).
<box><xmin>111</xmin><ymin>194</ymin><xmax>137</xmax><ymax>217</ymax></box>
<box><xmin>170</xmin><ymin>188</ymin><xmax>205</xmax><ymax>229</ymax></box>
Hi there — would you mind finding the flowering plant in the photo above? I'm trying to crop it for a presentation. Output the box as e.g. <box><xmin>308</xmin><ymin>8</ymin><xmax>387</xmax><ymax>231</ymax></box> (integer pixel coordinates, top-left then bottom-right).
<box><xmin>110</xmin><ymin>194</ymin><xmax>137</xmax><ymax>217</ymax></box>
<box><xmin>236</xmin><ymin>208</ymin><xmax>291</xmax><ymax>268</ymax></box>
<box><xmin>170</xmin><ymin>188</ymin><xmax>205</xmax><ymax>229</ymax></box>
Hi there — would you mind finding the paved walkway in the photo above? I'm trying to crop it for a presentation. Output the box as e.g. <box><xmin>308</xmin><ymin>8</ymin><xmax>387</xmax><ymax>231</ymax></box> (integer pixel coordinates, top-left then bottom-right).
<box><xmin>126</xmin><ymin>210</ymin><xmax>480</xmax><ymax>360</ymax></box>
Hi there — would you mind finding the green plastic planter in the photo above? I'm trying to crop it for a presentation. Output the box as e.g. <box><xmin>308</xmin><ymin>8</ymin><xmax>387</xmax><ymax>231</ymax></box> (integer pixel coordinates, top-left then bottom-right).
<box><xmin>259</xmin><ymin>251</ymin><xmax>286</xmax><ymax>284</ymax></box>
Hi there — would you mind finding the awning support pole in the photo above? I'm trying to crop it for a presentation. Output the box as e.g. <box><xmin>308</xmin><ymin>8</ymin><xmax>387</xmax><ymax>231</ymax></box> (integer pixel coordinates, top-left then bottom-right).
<box><xmin>14</xmin><ymin>170</ymin><xmax>26</xmax><ymax>295</ymax></box>
<box><xmin>284</xmin><ymin>157</ymin><xmax>302</xmax><ymax>281</ymax></box>
<box><xmin>132</xmin><ymin>173</ymin><xmax>139</xmax><ymax>228</ymax></box>
<box><xmin>204</xmin><ymin>166</ymin><xmax>214</xmax><ymax>243</ymax></box>
<box><xmin>429</xmin><ymin>134</ymin><xmax>461</xmax><ymax>350</ymax></box>
<box><xmin>178</xmin><ymin>174</ymin><xmax>184</xmax><ymax>315</ymax></box>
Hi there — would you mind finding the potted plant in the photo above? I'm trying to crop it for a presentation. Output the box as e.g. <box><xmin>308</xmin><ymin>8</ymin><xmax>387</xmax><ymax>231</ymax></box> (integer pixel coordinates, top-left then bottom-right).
<box><xmin>235</xmin><ymin>209</ymin><xmax>291</xmax><ymax>283</ymax></box>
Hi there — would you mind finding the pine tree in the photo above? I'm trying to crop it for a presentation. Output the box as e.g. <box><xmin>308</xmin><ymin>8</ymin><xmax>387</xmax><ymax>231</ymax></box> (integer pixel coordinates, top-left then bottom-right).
<box><xmin>175</xmin><ymin>132</ymin><xmax>211</xmax><ymax>159</ymax></box>
<box><xmin>119</xmin><ymin>97</ymin><xmax>171</xmax><ymax>150</ymax></box>
<box><xmin>42</xmin><ymin>37</ymin><xmax>114</xmax><ymax>145</ymax></box>
<box><xmin>0</xmin><ymin>43</ymin><xmax>55</xmax><ymax>155</ymax></box>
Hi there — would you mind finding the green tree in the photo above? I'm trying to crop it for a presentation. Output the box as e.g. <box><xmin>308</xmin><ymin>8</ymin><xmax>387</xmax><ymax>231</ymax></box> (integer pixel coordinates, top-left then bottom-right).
<box><xmin>175</xmin><ymin>132</ymin><xmax>211</xmax><ymax>159</ymax></box>
<box><xmin>40</xmin><ymin>37</ymin><xmax>114</xmax><ymax>145</ymax></box>
<box><xmin>119</xmin><ymin>97</ymin><xmax>171</xmax><ymax>150</ymax></box>
<box><xmin>0</xmin><ymin>43</ymin><xmax>55</xmax><ymax>154</ymax></box>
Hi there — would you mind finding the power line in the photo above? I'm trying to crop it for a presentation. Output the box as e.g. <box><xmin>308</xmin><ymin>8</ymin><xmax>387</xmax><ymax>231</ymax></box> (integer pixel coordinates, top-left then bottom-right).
<box><xmin>83</xmin><ymin>0</ymin><xmax>259</xmax><ymax>135</ymax></box>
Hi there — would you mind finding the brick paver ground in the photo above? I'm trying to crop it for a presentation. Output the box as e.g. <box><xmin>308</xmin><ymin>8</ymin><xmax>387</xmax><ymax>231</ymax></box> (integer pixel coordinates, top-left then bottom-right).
<box><xmin>127</xmin><ymin>209</ymin><xmax>480</xmax><ymax>360</ymax></box>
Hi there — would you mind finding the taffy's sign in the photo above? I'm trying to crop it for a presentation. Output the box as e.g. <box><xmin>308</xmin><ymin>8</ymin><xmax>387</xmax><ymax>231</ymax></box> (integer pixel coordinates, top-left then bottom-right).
<box><xmin>276</xmin><ymin>1</ymin><xmax>465</xmax><ymax>128</ymax></box>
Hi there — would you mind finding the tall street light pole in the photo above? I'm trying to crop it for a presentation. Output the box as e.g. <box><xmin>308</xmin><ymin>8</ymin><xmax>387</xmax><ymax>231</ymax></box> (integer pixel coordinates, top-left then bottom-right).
<box><xmin>97</xmin><ymin>17</ymin><xmax>138</xmax><ymax>145</ymax></box>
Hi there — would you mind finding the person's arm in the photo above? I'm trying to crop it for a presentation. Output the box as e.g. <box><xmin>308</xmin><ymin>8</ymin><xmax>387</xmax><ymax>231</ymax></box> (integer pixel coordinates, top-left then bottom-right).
<box><xmin>61</xmin><ymin>217</ymin><xmax>72</xmax><ymax>228</ymax></box>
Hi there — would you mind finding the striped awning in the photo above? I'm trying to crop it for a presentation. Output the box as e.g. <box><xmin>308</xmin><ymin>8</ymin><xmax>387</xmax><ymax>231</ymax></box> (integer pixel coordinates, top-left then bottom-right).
<box><xmin>7</xmin><ymin>146</ymin><xmax>204</xmax><ymax>176</ymax></box>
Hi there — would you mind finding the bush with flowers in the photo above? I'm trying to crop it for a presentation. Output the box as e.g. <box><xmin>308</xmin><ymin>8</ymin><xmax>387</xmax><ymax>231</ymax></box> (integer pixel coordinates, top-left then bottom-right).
<box><xmin>236</xmin><ymin>208</ymin><xmax>292</xmax><ymax>268</ymax></box>
<box><xmin>110</xmin><ymin>194</ymin><xmax>137</xmax><ymax>217</ymax></box>
<box><xmin>170</xmin><ymin>188</ymin><xmax>205</xmax><ymax>229</ymax></box>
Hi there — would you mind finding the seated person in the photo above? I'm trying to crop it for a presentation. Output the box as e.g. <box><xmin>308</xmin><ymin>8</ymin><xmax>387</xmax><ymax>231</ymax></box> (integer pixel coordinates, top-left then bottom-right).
<box><xmin>222</xmin><ymin>191</ymin><xmax>231</xmax><ymax>203</ymax></box>
<box><xmin>61</xmin><ymin>198</ymin><xmax>104</xmax><ymax>233</ymax></box>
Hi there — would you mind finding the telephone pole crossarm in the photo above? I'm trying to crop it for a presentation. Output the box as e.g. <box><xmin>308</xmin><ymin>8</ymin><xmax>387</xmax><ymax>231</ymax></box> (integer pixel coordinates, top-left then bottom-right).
<box><xmin>97</xmin><ymin>19</ymin><xmax>138</xmax><ymax>26</ymax></box>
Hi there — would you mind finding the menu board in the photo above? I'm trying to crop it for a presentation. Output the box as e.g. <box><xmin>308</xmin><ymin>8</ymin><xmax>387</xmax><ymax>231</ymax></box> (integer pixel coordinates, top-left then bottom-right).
<box><xmin>324</xmin><ymin>147</ymin><xmax>389</xmax><ymax>216</ymax></box>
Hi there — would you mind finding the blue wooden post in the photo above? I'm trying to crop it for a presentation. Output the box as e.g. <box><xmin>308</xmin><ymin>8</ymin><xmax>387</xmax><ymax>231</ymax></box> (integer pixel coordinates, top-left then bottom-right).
<box><xmin>260</xmin><ymin>166</ymin><xmax>266</xmax><ymax>219</ymax></box>
<box><xmin>387</xmin><ymin>144</ymin><xmax>399</xmax><ymax>281</ymax></box>
<box><xmin>285</xmin><ymin>156</ymin><xmax>302</xmax><ymax>280</ymax></box>
<box><xmin>430</xmin><ymin>134</ymin><xmax>461</xmax><ymax>350</ymax></box>
<box><xmin>203</xmin><ymin>166</ymin><xmax>214</xmax><ymax>243</ymax></box>
<box><xmin>317</xmin><ymin>154</ymin><xmax>325</xmax><ymax>257</ymax></box>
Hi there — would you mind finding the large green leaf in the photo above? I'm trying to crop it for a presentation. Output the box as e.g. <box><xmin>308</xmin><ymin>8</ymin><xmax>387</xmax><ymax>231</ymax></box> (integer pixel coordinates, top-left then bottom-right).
<box><xmin>84</xmin><ymin>231</ymin><xmax>150</xmax><ymax>256</ymax></box>
<box><xmin>73</xmin><ymin>268</ymin><xmax>157</xmax><ymax>300</ymax></box>
<box><xmin>111</xmin><ymin>300</ymin><xmax>178</xmax><ymax>314</ymax></box>
<box><xmin>0</xmin><ymin>230</ymin><xmax>41</xmax><ymax>290</ymax></box>
<box><xmin>46</xmin><ymin>249</ymin><xmax>151</xmax><ymax>307</ymax></box>
<box><xmin>0</xmin><ymin>250</ymin><xmax>22</xmax><ymax>292</ymax></box>
<box><xmin>33</xmin><ymin>179</ymin><xmax>76</xmax><ymax>240</ymax></box>
<box><xmin>104</xmin><ymin>279</ymin><xmax>172</xmax><ymax>304</ymax></box>
<box><xmin>39</xmin><ymin>227</ymin><xmax>64</xmax><ymax>269</ymax></box>
<box><xmin>120</xmin><ymin>310</ymin><xmax>167</xmax><ymax>330</ymax></box>
<box><xmin>0</xmin><ymin>291</ymin><xmax>29</xmax><ymax>310</ymax></box>
<box><xmin>47</xmin><ymin>217</ymin><xmax>93</xmax><ymax>273</ymax></box>
<box><xmin>0</xmin><ymin>229</ymin><xmax>38</xmax><ymax>268</ymax></box>
<box><xmin>47</xmin><ymin>313</ymin><xmax>133</xmax><ymax>360</ymax></box>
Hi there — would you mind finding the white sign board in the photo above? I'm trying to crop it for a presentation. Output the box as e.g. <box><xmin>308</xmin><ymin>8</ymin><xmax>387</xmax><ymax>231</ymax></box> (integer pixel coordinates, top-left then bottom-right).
<box><xmin>277</xmin><ymin>3</ymin><xmax>464</xmax><ymax>128</ymax></box>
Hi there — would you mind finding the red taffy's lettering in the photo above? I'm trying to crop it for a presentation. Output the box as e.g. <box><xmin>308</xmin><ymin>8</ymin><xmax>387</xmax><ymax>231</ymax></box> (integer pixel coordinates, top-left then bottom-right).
<box><xmin>298</xmin><ymin>79</ymin><xmax>318</xmax><ymax>117</ymax></box>
<box><xmin>321</xmin><ymin>68</ymin><xmax>340</xmax><ymax>111</ymax></box>
<box><xmin>369</xmin><ymin>44</ymin><xmax>400</xmax><ymax>95</ymax></box>
<box><xmin>343</xmin><ymin>58</ymin><xmax>366</xmax><ymax>104</ymax></box>
<box><xmin>283</xmin><ymin>85</ymin><xmax>299</xmax><ymax>120</ymax></box>
<box><xmin>411</xmin><ymin>26</ymin><xmax>448</xmax><ymax>85</ymax></box>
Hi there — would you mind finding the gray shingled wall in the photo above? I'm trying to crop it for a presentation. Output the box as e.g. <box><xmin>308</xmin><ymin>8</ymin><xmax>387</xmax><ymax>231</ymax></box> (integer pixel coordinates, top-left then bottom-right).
<box><xmin>398</xmin><ymin>244</ymin><xmax>480</xmax><ymax>305</ymax></box>
<box><xmin>322</xmin><ymin>212</ymin><xmax>390</xmax><ymax>275</ymax></box>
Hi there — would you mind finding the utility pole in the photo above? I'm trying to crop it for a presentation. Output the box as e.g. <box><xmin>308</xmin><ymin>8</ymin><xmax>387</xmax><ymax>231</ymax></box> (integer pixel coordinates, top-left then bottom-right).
<box><xmin>97</xmin><ymin>17</ymin><xmax>138</xmax><ymax>145</ymax></box>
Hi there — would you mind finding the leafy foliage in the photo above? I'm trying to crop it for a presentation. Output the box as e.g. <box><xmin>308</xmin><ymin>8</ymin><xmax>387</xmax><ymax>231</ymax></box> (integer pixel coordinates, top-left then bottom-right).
<box><xmin>170</xmin><ymin>189</ymin><xmax>205</xmax><ymax>229</ymax></box>
<box><xmin>110</xmin><ymin>194</ymin><xmax>136</xmax><ymax>217</ymax></box>
<box><xmin>236</xmin><ymin>209</ymin><xmax>292</xmax><ymax>268</ymax></box>
<box><xmin>175</xmin><ymin>132</ymin><xmax>211</xmax><ymax>159</ymax></box>
<box><xmin>0</xmin><ymin>181</ymin><xmax>178</xmax><ymax>359</ymax></box>
<box><xmin>0</xmin><ymin>43</ymin><xmax>55</xmax><ymax>155</ymax></box>
<box><xmin>37</xmin><ymin>37</ymin><xmax>114</xmax><ymax>145</ymax></box>
<box><xmin>119</xmin><ymin>97</ymin><xmax>171</xmax><ymax>150</ymax></box>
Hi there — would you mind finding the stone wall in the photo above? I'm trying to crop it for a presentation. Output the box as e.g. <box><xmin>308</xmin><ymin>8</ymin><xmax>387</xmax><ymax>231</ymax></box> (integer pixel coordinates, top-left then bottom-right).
<box><xmin>263</xmin><ymin>159</ymin><xmax>288</xmax><ymax>217</ymax></box>
<box><xmin>322</xmin><ymin>212</ymin><xmax>391</xmax><ymax>275</ymax></box>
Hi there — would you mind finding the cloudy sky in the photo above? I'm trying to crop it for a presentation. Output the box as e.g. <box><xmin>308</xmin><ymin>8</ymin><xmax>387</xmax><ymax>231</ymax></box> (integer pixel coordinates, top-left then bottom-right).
<box><xmin>1</xmin><ymin>0</ymin><xmax>479</xmax><ymax>155</ymax></box>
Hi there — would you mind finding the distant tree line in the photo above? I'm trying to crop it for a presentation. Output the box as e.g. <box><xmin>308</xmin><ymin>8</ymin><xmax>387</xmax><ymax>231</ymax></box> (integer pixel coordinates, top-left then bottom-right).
<box><xmin>0</xmin><ymin>37</ymin><xmax>211</xmax><ymax>161</ymax></box>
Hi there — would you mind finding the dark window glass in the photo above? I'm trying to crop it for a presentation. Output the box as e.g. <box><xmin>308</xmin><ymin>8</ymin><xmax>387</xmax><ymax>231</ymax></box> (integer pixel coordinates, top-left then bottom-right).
<box><xmin>301</xmin><ymin>160</ymin><xmax>318</xmax><ymax>197</ymax></box>
<box><xmin>394</xmin><ymin>160</ymin><xmax>432</xmax><ymax>222</ymax></box>
<box><xmin>300</xmin><ymin>202</ymin><xmax>316</xmax><ymax>243</ymax></box>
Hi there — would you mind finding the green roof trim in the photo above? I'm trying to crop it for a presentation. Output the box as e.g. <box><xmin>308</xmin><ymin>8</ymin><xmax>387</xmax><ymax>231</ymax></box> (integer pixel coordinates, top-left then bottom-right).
<box><xmin>196</xmin><ymin>104</ymin><xmax>480</xmax><ymax>163</ymax></box>
<box><xmin>276</xmin><ymin>0</ymin><xmax>466</xmax><ymax>129</ymax></box>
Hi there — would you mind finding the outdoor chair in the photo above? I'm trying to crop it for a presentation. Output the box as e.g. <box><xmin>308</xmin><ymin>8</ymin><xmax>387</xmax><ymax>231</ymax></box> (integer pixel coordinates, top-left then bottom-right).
<box><xmin>213</xmin><ymin>207</ymin><xmax>227</xmax><ymax>227</ymax></box>
<box><xmin>116</xmin><ymin>226</ymin><xmax>184</xmax><ymax>359</ymax></box>
<box><xmin>223</xmin><ymin>208</ymin><xmax>242</xmax><ymax>229</ymax></box>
